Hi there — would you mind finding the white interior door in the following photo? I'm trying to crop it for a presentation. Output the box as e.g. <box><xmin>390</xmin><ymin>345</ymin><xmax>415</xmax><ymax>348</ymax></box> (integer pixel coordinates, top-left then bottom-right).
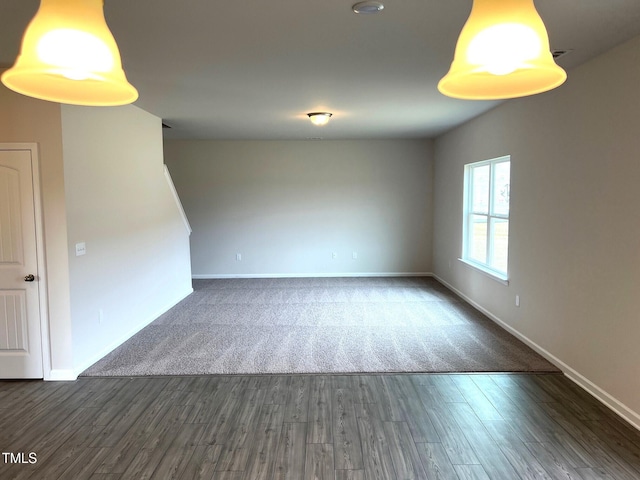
<box><xmin>0</xmin><ymin>147</ymin><xmax>43</xmax><ymax>378</ymax></box>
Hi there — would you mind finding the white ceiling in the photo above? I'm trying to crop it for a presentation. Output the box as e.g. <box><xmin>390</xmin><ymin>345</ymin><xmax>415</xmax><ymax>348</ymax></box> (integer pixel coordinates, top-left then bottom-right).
<box><xmin>2</xmin><ymin>0</ymin><xmax>640</xmax><ymax>140</ymax></box>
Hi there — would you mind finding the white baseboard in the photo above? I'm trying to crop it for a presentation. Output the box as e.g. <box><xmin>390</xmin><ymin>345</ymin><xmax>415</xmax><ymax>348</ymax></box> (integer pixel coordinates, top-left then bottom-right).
<box><xmin>71</xmin><ymin>287</ymin><xmax>194</xmax><ymax>378</ymax></box>
<box><xmin>45</xmin><ymin>369</ymin><xmax>77</xmax><ymax>381</ymax></box>
<box><xmin>433</xmin><ymin>274</ymin><xmax>640</xmax><ymax>432</ymax></box>
<box><xmin>193</xmin><ymin>272</ymin><xmax>433</xmax><ymax>279</ymax></box>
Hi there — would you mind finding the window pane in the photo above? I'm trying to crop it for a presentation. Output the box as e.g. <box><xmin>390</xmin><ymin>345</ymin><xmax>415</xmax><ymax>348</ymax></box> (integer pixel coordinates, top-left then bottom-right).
<box><xmin>470</xmin><ymin>215</ymin><xmax>487</xmax><ymax>263</ymax></box>
<box><xmin>492</xmin><ymin>161</ymin><xmax>510</xmax><ymax>216</ymax></box>
<box><xmin>463</xmin><ymin>156</ymin><xmax>510</xmax><ymax>279</ymax></box>
<box><xmin>471</xmin><ymin>165</ymin><xmax>490</xmax><ymax>214</ymax></box>
<box><xmin>491</xmin><ymin>218</ymin><xmax>509</xmax><ymax>274</ymax></box>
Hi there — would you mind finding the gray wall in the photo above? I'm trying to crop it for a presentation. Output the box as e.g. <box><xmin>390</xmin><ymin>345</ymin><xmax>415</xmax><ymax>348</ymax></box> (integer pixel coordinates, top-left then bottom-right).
<box><xmin>433</xmin><ymin>35</ymin><xmax>640</xmax><ymax>426</ymax></box>
<box><xmin>61</xmin><ymin>105</ymin><xmax>193</xmax><ymax>374</ymax></box>
<box><xmin>165</xmin><ymin>139</ymin><xmax>434</xmax><ymax>277</ymax></box>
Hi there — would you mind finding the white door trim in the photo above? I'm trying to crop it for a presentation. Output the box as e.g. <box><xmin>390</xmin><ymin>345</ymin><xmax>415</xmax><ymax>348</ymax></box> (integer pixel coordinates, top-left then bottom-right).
<box><xmin>0</xmin><ymin>143</ymin><xmax>51</xmax><ymax>379</ymax></box>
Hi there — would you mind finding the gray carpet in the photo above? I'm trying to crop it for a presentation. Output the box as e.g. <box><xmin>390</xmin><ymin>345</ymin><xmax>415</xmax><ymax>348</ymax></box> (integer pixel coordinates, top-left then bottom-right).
<box><xmin>81</xmin><ymin>277</ymin><xmax>559</xmax><ymax>376</ymax></box>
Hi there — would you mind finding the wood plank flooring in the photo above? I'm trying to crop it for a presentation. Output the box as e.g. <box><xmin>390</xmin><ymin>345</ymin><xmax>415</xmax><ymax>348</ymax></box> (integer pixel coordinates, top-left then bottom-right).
<box><xmin>1</xmin><ymin>373</ymin><xmax>639</xmax><ymax>479</ymax></box>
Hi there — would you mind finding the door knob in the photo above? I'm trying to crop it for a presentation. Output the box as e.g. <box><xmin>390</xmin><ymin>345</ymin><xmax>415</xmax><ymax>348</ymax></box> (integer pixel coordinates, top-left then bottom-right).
<box><xmin>24</xmin><ymin>274</ymin><xmax>35</xmax><ymax>282</ymax></box>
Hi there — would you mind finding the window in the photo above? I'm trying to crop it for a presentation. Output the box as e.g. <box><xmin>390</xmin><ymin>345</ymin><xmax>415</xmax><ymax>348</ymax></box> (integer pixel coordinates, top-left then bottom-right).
<box><xmin>462</xmin><ymin>156</ymin><xmax>510</xmax><ymax>280</ymax></box>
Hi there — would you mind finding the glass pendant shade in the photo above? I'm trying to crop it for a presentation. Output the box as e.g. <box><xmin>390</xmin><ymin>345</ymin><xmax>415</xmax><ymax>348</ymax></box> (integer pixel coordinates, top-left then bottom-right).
<box><xmin>438</xmin><ymin>0</ymin><xmax>566</xmax><ymax>100</ymax></box>
<box><xmin>1</xmin><ymin>0</ymin><xmax>138</xmax><ymax>106</ymax></box>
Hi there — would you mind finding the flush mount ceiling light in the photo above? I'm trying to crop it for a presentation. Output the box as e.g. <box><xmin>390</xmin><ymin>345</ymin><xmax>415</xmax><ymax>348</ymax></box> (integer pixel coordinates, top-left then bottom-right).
<box><xmin>307</xmin><ymin>112</ymin><xmax>332</xmax><ymax>126</ymax></box>
<box><xmin>352</xmin><ymin>1</ymin><xmax>384</xmax><ymax>14</ymax></box>
<box><xmin>438</xmin><ymin>0</ymin><xmax>566</xmax><ymax>100</ymax></box>
<box><xmin>1</xmin><ymin>0</ymin><xmax>138</xmax><ymax>106</ymax></box>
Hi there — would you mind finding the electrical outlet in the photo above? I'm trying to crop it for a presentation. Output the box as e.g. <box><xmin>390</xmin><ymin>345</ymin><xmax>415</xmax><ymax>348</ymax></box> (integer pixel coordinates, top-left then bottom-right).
<box><xmin>332</xmin><ymin>252</ymin><xmax>337</xmax><ymax>259</ymax></box>
<box><xmin>236</xmin><ymin>253</ymin><xmax>242</xmax><ymax>261</ymax></box>
<box><xmin>352</xmin><ymin>251</ymin><xmax>358</xmax><ymax>259</ymax></box>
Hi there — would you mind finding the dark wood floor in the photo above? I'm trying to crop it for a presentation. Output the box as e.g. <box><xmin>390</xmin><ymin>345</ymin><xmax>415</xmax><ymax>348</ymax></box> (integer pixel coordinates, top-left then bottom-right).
<box><xmin>1</xmin><ymin>373</ymin><xmax>639</xmax><ymax>479</ymax></box>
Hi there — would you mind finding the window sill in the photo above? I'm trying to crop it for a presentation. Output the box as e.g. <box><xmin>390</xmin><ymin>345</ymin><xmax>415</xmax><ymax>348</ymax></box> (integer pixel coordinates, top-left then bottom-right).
<box><xmin>458</xmin><ymin>258</ymin><xmax>509</xmax><ymax>285</ymax></box>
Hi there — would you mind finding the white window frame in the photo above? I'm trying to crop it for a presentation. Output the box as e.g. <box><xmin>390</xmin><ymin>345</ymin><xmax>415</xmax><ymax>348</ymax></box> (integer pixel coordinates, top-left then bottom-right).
<box><xmin>461</xmin><ymin>155</ymin><xmax>510</xmax><ymax>283</ymax></box>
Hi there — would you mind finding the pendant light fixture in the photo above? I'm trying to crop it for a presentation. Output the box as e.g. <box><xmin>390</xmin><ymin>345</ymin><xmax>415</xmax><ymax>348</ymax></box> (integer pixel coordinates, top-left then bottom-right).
<box><xmin>438</xmin><ymin>0</ymin><xmax>566</xmax><ymax>100</ymax></box>
<box><xmin>1</xmin><ymin>0</ymin><xmax>138</xmax><ymax>106</ymax></box>
<box><xmin>307</xmin><ymin>112</ymin><xmax>332</xmax><ymax>126</ymax></box>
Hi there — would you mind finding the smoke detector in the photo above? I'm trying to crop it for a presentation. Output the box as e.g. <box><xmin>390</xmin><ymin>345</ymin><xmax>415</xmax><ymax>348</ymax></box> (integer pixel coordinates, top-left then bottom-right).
<box><xmin>352</xmin><ymin>1</ymin><xmax>384</xmax><ymax>14</ymax></box>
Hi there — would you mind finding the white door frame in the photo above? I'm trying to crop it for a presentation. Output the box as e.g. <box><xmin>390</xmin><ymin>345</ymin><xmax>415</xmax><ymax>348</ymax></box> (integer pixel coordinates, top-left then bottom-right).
<box><xmin>0</xmin><ymin>143</ymin><xmax>51</xmax><ymax>379</ymax></box>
